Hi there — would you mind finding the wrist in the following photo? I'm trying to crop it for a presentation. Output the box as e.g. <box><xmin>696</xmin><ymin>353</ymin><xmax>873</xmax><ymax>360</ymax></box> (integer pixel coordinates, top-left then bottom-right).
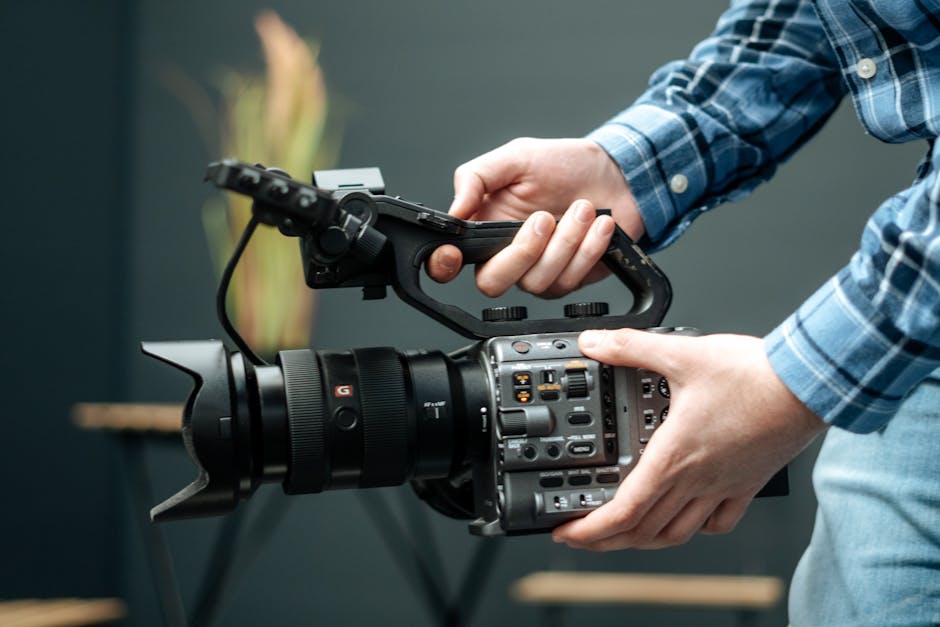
<box><xmin>584</xmin><ymin>140</ymin><xmax>646</xmax><ymax>241</ymax></box>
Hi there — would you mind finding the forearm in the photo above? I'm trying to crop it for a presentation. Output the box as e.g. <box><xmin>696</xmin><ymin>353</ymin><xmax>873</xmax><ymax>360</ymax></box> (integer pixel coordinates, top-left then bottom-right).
<box><xmin>591</xmin><ymin>0</ymin><xmax>845</xmax><ymax>250</ymax></box>
<box><xmin>766</xmin><ymin>154</ymin><xmax>940</xmax><ymax>432</ymax></box>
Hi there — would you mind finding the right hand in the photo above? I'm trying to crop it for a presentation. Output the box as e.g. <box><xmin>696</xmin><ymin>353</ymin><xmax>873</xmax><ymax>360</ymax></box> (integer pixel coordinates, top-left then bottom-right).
<box><xmin>426</xmin><ymin>137</ymin><xmax>645</xmax><ymax>298</ymax></box>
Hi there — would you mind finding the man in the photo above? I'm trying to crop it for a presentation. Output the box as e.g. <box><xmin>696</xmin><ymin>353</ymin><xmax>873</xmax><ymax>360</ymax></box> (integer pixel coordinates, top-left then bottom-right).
<box><xmin>427</xmin><ymin>1</ymin><xmax>940</xmax><ymax>624</ymax></box>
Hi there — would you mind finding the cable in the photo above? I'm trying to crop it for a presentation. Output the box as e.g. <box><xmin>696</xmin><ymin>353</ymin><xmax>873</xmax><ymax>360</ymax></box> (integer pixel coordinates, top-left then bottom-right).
<box><xmin>216</xmin><ymin>216</ymin><xmax>267</xmax><ymax>366</ymax></box>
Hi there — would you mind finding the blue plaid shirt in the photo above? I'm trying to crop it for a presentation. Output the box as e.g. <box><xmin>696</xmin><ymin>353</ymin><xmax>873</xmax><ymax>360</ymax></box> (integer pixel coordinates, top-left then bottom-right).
<box><xmin>589</xmin><ymin>0</ymin><xmax>940</xmax><ymax>433</ymax></box>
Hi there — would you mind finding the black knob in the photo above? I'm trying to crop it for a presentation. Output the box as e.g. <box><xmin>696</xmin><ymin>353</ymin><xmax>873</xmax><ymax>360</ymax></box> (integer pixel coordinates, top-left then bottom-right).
<box><xmin>482</xmin><ymin>306</ymin><xmax>528</xmax><ymax>322</ymax></box>
<box><xmin>566</xmin><ymin>370</ymin><xmax>589</xmax><ymax>398</ymax></box>
<box><xmin>318</xmin><ymin>226</ymin><xmax>352</xmax><ymax>256</ymax></box>
<box><xmin>564</xmin><ymin>302</ymin><xmax>610</xmax><ymax>318</ymax></box>
<box><xmin>499</xmin><ymin>411</ymin><xmax>527</xmax><ymax>436</ymax></box>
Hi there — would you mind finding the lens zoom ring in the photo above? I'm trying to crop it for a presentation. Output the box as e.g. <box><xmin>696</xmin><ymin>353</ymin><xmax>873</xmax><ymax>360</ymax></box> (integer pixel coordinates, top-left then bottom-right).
<box><xmin>355</xmin><ymin>348</ymin><xmax>409</xmax><ymax>487</ymax></box>
<box><xmin>279</xmin><ymin>349</ymin><xmax>325</xmax><ymax>494</ymax></box>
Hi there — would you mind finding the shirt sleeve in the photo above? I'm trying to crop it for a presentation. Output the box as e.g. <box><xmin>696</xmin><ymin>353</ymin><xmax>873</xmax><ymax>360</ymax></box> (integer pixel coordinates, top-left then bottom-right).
<box><xmin>589</xmin><ymin>0</ymin><xmax>846</xmax><ymax>251</ymax></box>
<box><xmin>766</xmin><ymin>156</ymin><xmax>940</xmax><ymax>433</ymax></box>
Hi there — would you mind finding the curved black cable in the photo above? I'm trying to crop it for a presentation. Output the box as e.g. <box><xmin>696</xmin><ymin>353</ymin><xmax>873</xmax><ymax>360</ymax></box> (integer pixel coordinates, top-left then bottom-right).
<box><xmin>216</xmin><ymin>216</ymin><xmax>267</xmax><ymax>366</ymax></box>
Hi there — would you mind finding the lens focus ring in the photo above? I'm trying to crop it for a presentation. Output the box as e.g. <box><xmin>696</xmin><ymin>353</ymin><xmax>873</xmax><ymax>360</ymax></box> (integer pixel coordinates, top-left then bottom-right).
<box><xmin>279</xmin><ymin>349</ymin><xmax>326</xmax><ymax>494</ymax></box>
<box><xmin>355</xmin><ymin>347</ymin><xmax>410</xmax><ymax>487</ymax></box>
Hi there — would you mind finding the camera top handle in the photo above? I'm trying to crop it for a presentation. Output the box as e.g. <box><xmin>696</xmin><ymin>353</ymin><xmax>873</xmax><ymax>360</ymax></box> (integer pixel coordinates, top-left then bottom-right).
<box><xmin>205</xmin><ymin>159</ymin><xmax>671</xmax><ymax>339</ymax></box>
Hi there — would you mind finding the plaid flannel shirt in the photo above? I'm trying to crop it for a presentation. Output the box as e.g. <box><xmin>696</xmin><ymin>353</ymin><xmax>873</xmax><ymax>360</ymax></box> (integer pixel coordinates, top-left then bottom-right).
<box><xmin>589</xmin><ymin>0</ymin><xmax>940</xmax><ymax>433</ymax></box>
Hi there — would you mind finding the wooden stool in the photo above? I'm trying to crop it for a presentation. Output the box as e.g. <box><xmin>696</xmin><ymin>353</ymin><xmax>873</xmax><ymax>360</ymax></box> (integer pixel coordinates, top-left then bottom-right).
<box><xmin>0</xmin><ymin>598</ymin><xmax>126</xmax><ymax>627</ymax></box>
<box><xmin>511</xmin><ymin>571</ymin><xmax>784</xmax><ymax>626</ymax></box>
<box><xmin>72</xmin><ymin>403</ymin><xmax>186</xmax><ymax>626</ymax></box>
<box><xmin>71</xmin><ymin>403</ymin><xmax>182</xmax><ymax>434</ymax></box>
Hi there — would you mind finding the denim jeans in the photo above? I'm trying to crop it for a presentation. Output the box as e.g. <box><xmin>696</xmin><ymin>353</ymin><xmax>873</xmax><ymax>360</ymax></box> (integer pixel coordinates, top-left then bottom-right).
<box><xmin>789</xmin><ymin>376</ymin><xmax>940</xmax><ymax>626</ymax></box>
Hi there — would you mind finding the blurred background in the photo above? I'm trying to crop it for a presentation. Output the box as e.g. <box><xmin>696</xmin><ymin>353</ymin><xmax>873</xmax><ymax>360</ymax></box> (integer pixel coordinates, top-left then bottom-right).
<box><xmin>0</xmin><ymin>0</ymin><xmax>926</xmax><ymax>625</ymax></box>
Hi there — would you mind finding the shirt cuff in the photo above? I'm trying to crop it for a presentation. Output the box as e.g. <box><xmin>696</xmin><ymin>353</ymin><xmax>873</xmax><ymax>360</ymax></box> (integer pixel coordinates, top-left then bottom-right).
<box><xmin>588</xmin><ymin>104</ymin><xmax>712</xmax><ymax>251</ymax></box>
<box><xmin>765</xmin><ymin>268</ymin><xmax>940</xmax><ymax>433</ymax></box>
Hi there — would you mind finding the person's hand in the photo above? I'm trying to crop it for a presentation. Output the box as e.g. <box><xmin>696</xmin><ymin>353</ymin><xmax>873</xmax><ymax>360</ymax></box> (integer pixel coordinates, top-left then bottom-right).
<box><xmin>552</xmin><ymin>329</ymin><xmax>827</xmax><ymax>551</ymax></box>
<box><xmin>427</xmin><ymin>138</ymin><xmax>645</xmax><ymax>298</ymax></box>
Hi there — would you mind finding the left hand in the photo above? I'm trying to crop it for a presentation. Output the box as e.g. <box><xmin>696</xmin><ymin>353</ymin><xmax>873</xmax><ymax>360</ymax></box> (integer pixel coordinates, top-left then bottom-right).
<box><xmin>552</xmin><ymin>329</ymin><xmax>827</xmax><ymax>551</ymax></box>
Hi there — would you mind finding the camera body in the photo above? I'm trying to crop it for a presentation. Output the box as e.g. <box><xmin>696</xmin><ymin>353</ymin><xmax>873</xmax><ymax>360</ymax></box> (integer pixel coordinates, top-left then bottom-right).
<box><xmin>468</xmin><ymin>329</ymin><xmax>690</xmax><ymax>535</ymax></box>
<box><xmin>142</xmin><ymin>161</ymin><xmax>786</xmax><ymax>536</ymax></box>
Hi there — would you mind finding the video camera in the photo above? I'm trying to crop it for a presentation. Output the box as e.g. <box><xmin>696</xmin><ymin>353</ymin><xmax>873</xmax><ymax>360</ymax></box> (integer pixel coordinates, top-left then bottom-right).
<box><xmin>143</xmin><ymin>160</ymin><xmax>787</xmax><ymax>536</ymax></box>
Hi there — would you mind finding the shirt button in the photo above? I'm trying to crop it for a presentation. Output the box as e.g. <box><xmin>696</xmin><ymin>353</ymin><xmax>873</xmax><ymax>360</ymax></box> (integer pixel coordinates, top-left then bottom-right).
<box><xmin>669</xmin><ymin>173</ymin><xmax>688</xmax><ymax>194</ymax></box>
<box><xmin>856</xmin><ymin>57</ymin><xmax>877</xmax><ymax>80</ymax></box>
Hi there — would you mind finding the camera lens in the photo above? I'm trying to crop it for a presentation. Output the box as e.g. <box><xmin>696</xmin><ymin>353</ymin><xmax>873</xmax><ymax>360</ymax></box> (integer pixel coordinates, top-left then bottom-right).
<box><xmin>143</xmin><ymin>340</ymin><xmax>489</xmax><ymax>521</ymax></box>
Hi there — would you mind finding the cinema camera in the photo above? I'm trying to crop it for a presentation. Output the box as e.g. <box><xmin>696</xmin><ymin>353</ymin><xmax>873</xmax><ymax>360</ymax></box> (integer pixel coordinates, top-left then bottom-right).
<box><xmin>143</xmin><ymin>160</ymin><xmax>786</xmax><ymax>536</ymax></box>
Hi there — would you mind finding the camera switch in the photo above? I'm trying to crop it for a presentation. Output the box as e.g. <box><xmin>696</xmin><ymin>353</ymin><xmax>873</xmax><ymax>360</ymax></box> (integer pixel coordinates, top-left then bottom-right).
<box><xmin>541</xmin><ymin>369</ymin><xmax>557</xmax><ymax>384</ymax></box>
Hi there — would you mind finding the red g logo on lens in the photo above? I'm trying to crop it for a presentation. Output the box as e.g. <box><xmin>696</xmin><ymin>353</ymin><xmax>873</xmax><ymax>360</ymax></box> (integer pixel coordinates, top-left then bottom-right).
<box><xmin>334</xmin><ymin>384</ymin><xmax>353</xmax><ymax>397</ymax></box>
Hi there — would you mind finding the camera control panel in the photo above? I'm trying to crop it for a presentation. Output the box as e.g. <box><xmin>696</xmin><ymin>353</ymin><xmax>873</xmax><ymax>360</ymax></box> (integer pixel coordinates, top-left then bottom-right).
<box><xmin>469</xmin><ymin>331</ymin><xmax>675</xmax><ymax>535</ymax></box>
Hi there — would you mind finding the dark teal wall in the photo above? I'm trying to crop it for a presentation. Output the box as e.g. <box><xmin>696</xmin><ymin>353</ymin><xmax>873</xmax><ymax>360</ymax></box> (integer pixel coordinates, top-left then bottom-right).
<box><xmin>3</xmin><ymin>1</ymin><xmax>926</xmax><ymax>626</ymax></box>
<box><xmin>0</xmin><ymin>0</ymin><xmax>127</xmax><ymax>600</ymax></box>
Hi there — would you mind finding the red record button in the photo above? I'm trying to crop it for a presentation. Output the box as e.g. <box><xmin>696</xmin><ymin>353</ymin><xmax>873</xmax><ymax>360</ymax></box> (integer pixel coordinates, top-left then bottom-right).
<box><xmin>512</xmin><ymin>341</ymin><xmax>531</xmax><ymax>354</ymax></box>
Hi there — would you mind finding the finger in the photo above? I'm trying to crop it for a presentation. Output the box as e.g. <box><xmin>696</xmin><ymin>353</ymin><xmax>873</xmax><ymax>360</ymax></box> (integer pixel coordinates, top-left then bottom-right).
<box><xmin>544</xmin><ymin>214</ymin><xmax>615</xmax><ymax>297</ymax></box>
<box><xmin>699</xmin><ymin>496</ymin><xmax>751</xmax><ymax>535</ymax></box>
<box><xmin>517</xmin><ymin>200</ymin><xmax>596</xmax><ymax>294</ymax></box>
<box><xmin>568</xmin><ymin>498</ymin><xmax>718</xmax><ymax>552</ymax></box>
<box><xmin>426</xmin><ymin>244</ymin><xmax>464</xmax><ymax>283</ymax></box>
<box><xmin>564</xmin><ymin>484</ymin><xmax>694</xmax><ymax>551</ymax></box>
<box><xmin>643</xmin><ymin>498</ymin><xmax>721</xmax><ymax>548</ymax></box>
<box><xmin>474</xmin><ymin>211</ymin><xmax>555</xmax><ymax>297</ymax></box>
<box><xmin>578</xmin><ymin>328</ymin><xmax>689</xmax><ymax>375</ymax></box>
<box><xmin>449</xmin><ymin>141</ymin><xmax>530</xmax><ymax>219</ymax></box>
<box><xmin>552</xmin><ymin>454</ymin><xmax>672</xmax><ymax>545</ymax></box>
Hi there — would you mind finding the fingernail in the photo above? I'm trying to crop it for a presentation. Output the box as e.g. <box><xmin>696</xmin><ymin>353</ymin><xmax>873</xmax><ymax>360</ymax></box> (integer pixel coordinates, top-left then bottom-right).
<box><xmin>575</xmin><ymin>201</ymin><xmax>594</xmax><ymax>224</ymax></box>
<box><xmin>580</xmin><ymin>330</ymin><xmax>602</xmax><ymax>348</ymax></box>
<box><xmin>552</xmin><ymin>533</ymin><xmax>564</xmax><ymax>543</ymax></box>
<box><xmin>595</xmin><ymin>216</ymin><xmax>615</xmax><ymax>236</ymax></box>
<box><xmin>532</xmin><ymin>213</ymin><xmax>550</xmax><ymax>237</ymax></box>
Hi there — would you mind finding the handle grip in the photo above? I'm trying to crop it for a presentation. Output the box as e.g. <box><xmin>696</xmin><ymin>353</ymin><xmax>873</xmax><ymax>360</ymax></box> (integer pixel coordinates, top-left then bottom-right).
<box><xmin>205</xmin><ymin>160</ymin><xmax>672</xmax><ymax>339</ymax></box>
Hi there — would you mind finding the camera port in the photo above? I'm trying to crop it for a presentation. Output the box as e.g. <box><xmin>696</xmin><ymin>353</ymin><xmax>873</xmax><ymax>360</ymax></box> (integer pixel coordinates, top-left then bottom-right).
<box><xmin>546</xmin><ymin>444</ymin><xmax>561</xmax><ymax>458</ymax></box>
<box><xmin>523</xmin><ymin>444</ymin><xmax>538</xmax><ymax>460</ymax></box>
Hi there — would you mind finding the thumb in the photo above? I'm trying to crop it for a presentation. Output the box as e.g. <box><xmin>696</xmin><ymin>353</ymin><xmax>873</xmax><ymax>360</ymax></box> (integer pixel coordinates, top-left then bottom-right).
<box><xmin>449</xmin><ymin>142</ymin><xmax>528</xmax><ymax>219</ymax></box>
<box><xmin>578</xmin><ymin>328</ymin><xmax>685</xmax><ymax>375</ymax></box>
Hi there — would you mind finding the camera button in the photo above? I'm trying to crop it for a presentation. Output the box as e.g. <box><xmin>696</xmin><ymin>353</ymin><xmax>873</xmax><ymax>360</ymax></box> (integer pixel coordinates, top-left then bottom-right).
<box><xmin>568</xmin><ymin>475</ymin><xmax>592</xmax><ymax>486</ymax></box>
<box><xmin>597</xmin><ymin>472</ymin><xmax>620</xmax><ymax>484</ymax></box>
<box><xmin>567</xmin><ymin>442</ymin><xmax>595</xmax><ymax>456</ymax></box>
<box><xmin>539</xmin><ymin>476</ymin><xmax>564</xmax><ymax>488</ymax></box>
<box><xmin>512</xmin><ymin>341</ymin><xmax>531</xmax><ymax>354</ymax></box>
<box><xmin>334</xmin><ymin>407</ymin><xmax>358</xmax><ymax>431</ymax></box>
<box><xmin>567</xmin><ymin>412</ymin><xmax>592</xmax><ymax>426</ymax></box>
<box><xmin>658</xmin><ymin>377</ymin><xmax>670</xmax><ymax>398</ymax></box>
